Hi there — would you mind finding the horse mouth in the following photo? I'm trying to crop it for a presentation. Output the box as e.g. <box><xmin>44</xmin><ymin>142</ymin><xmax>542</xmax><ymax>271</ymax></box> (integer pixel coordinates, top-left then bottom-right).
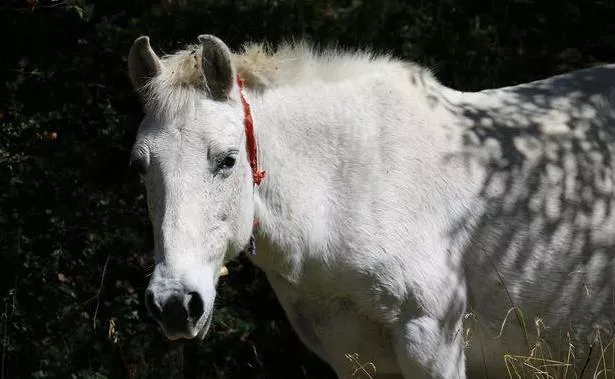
<box><xmin>160</xmin><ymin>310</ymin><xmax>213</xmax><ymax>341</ymax></box>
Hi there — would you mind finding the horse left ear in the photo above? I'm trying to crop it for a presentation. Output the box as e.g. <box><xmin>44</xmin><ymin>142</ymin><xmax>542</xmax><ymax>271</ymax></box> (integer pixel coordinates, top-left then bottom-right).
<box><xmin>198</xmin><ymin>34</ymin><xmax>235</xmax><ymax>101</ymax></box>
<box><xmin>128</xmin><ymin>36</ymin><xmax>163</xmax><ymax>97</ymax></box>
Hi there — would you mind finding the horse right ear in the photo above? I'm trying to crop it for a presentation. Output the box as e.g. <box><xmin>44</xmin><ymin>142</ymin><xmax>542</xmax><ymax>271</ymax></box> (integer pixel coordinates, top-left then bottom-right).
<box><xmin>128</xmin><ymin>36</ymin><xmax>163</xmax><ymax>96</ymax></box>
<box><xmin>197</xmin><ymin>34</ymin><xmax>235</xmax><ymax>101</ymax></box>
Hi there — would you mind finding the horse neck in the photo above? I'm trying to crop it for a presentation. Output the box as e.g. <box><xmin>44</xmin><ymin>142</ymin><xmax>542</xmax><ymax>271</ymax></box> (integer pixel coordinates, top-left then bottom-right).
<box><xmin>245</xmin><ymin>74</ymin><xmax>472</xmax><ymax>269</ymax></box>
<box><xmin>247</xmin><ymin>80</ymin><xmax>366</xmax><ymax>265</ymax></box>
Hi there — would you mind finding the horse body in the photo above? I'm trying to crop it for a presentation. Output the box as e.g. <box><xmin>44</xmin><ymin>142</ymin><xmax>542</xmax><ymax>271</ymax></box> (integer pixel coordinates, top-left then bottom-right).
<box><xmin>127</xmin><ymin>35</ymin><xmax>615</xmax><ymax>378</ymax></box>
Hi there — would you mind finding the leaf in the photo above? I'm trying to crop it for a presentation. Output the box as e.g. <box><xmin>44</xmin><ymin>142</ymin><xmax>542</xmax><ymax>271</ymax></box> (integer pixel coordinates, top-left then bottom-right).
<box><xmin>57</xmin><ymin>273</ymin><xmax>69</xmax><ymax>283</ymax></box>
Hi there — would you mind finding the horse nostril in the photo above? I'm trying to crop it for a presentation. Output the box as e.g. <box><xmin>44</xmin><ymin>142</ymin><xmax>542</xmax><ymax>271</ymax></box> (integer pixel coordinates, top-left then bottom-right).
<box><xmin>186</xmin><ymin>291</ymin><xmax>204</xmax><ymax>320</ymax></box>
<box><xmin>145</xmin><ymin>289</ymin><xmax>162</xmax><ymax>320</ymax></box>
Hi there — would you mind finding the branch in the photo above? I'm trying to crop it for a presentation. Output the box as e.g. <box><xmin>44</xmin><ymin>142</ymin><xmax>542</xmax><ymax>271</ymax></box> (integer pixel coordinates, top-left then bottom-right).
<box><xmin>92</xmin><ymin>253</ymin><xmax>111</xmax><ymax>331</ymax></box>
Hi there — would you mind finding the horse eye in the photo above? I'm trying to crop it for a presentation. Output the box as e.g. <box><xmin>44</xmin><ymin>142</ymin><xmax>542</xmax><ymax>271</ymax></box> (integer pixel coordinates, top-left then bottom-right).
<box><xmin>220</xmin><ymin>156</ymin><xmax>236</xmax><ymax>170</ymax></box>
<box><xmin>129</xmin><ymin>157</ymin><xmax>148</xmax><ymax>176</ymax></box>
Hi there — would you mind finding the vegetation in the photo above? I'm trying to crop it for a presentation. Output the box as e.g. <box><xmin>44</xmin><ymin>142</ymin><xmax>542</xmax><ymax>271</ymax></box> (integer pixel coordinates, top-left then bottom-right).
<box><xmin>1</xmin><ymin>0</ymin><xmax>614</xmax><ymax>378</ymax></box>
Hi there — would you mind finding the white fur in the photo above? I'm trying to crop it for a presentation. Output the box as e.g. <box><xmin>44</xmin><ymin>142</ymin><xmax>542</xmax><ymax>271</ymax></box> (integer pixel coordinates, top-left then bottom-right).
<box><xmin>130</xmin><ymin>36</ymin><xmax>615</xmax><ymax>378</ymax></box>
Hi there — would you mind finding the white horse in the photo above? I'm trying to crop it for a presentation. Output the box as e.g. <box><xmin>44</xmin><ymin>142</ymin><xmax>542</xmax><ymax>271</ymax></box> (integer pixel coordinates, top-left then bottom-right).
<box><xmin>127</xmin><ymin>34</ymin><xmax>615</xmax><ymax>378</ymax></box>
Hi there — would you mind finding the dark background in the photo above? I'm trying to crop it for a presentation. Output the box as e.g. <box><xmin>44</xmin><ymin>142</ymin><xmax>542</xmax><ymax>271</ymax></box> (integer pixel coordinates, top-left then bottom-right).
<box><xmin>1</xmin><ymin>0</ymin><xmax>614</xmax><ymax>378</ymax></box>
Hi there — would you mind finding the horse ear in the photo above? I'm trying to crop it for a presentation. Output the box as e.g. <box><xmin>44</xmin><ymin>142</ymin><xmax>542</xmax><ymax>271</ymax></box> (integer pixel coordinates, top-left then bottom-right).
<box><xmin>198</xmin><ymin>34</ymin><xmax>235</xmax><ymax>101</ymax></box>
<box><xmin>128</xmin><ymin>36</ymin><xmax>162</xmax><ymax>96</ymax></box>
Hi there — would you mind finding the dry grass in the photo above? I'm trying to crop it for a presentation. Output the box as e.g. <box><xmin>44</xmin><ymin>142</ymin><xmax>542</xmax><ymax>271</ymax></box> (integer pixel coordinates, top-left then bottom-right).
<box><xmin>503</xmin><ymin>317</ymin><xmax>614</xmax><ymax>379</ymax></box>
<box><xmin>344</xmin><ymin>313</ymin><xmax>614</xmax><ymax>379</ymax></box>
<box><xmin>345</xmin><ymin>352</ymin><xmax>377</xmax><ymax>379</ymax></box>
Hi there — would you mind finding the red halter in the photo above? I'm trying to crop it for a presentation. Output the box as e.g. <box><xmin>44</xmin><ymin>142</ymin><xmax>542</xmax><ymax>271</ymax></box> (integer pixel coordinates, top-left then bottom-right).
<box><xmin>236</xmin><ymin>75</ymin><xmax>263</xmax><ymax>257</ymax></box>
<box><xmin>236</xmin><ymin>75</ymin><xmax>266</xmax><ymax>186</ymax></box>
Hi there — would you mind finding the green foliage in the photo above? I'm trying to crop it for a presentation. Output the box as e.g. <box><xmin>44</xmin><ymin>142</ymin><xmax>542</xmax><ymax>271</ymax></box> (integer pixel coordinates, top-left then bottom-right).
<box><xmin>1</xmin><ymin>0</ymin><xmax>614</xmax><ymax>378</ymax></box>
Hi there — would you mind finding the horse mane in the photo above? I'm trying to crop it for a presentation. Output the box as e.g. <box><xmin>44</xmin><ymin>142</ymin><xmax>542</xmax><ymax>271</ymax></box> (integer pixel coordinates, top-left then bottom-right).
<box><xmin>233</xmin><ymin>41</ymin><xmax>437</xmax><ymax>89</ymax></box>
<box><xmin>142</xmin><ymin>40</ymin><xmax>437</xmax><ymax>118</ymax></box>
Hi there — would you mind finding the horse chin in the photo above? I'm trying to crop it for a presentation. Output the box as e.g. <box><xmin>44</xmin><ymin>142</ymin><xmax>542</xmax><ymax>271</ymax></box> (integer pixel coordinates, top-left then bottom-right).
<box><xmin>196</xmin><ymin>311</ymin><xmax>213</xmax><ymax>340</ymax></box>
